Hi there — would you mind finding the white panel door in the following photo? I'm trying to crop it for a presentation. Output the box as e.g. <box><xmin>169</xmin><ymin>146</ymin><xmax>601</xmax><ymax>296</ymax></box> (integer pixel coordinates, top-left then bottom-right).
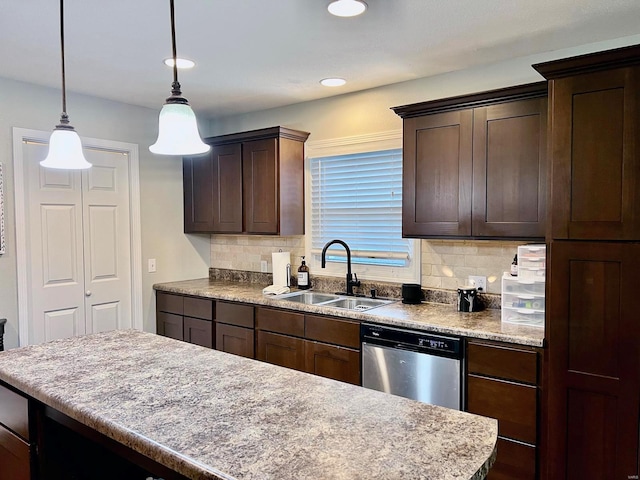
<box><xmin>26</xmin><ymin>143</ymin><xmax>86</xmax><ymax>344</ymax></box>
<box><xmin>82</xmin><ymin>149</ymin><xmax>132</xmax><ymax>334</ymax></box>
<box><xmin>23</xmin><ymin>142</ymin><xmax>133</xmax><ymax>344</ymax></box>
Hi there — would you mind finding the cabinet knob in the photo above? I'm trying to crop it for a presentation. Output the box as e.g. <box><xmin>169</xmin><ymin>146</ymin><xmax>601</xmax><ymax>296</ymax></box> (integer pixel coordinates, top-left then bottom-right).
<box><xmin>85</xmin><ymin>290</ymin><xmax>92</xmax><ymax>297</ymax></box>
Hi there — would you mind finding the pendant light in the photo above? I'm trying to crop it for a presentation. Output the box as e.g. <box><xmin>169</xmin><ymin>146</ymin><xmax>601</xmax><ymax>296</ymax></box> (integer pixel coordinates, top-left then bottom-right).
<box><xmin>41</xmin><ymin>0</ymin><xmax>91</xmax><ymax>170</ymax></box>
<box><xmin>150</xmin><ymin>0</ymin><xmax>210</xmax><ymax>155</ymax></box>
<box><xmin>327</xmin><ymin>0</ymin><xmax>368</xmax><ymax>17</ymax></box>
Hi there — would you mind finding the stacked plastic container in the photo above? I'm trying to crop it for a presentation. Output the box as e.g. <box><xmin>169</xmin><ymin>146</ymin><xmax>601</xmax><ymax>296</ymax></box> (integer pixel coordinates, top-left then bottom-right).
<box><xmin>501</xmin><ymin>244</ymin><xmax>546</xmax><ymax>328</ymax></box>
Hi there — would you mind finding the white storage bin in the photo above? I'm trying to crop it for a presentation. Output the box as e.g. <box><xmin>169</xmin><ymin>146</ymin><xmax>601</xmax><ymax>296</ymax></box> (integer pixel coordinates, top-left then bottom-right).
<box><xmin>501</xmin><ymin>275</ymin><xmax>545</xmax><ymax>296</ymax></box>
<box><xmin>501</xmin><ymin>307</ymin><xmax>544</xmax><ymax>327</ymax></box>
<box><xmin>502</xmin><ymin>293</ymin><xmax>545</xmax><ymax>312</ymax></box>
<box><xmin>517</xmin><ymin>244</ymin><xmax>546</xmax><ymax>260</ymax></box>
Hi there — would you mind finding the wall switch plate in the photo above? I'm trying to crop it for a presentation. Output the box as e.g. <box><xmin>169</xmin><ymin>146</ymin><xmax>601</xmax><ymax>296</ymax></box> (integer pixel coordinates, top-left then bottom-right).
<box><xmin>148</xmin><ymin>258</ymin><xmax>156</xmax><ymax>273</ymax></box>
<box><xmin>468</xmin><ymin>275</ymin><xmax>487</xmax><ymax>292</ymax></box>
<box><xmin>260</xmin><ymin>260</ymin><xmax>268</xmax><ymax>273</ymax></box>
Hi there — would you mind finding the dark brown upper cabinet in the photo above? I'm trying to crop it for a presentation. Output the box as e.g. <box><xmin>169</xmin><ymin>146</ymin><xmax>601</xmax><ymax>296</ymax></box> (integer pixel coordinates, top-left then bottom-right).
<box><xmin>183</xmin><ymin>126</ymin><xmax>310</xmax><ymax>235</ymax></box>
<box><xmin>393</xmin><ymin>83</ymin><xmax>548</xmax><ymax>239</ymax></box>
<box><xmin>534</xmin><ymin>45</ymin><xmax>640</xmax><ymax>241</ymax></box>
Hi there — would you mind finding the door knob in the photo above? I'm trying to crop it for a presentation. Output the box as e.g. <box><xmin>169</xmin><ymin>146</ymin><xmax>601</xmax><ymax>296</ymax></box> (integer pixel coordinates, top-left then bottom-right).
<box><xmin>85</xmin><ymin>290</ymin><xmax>92</xmax><ymax>297</ymax></box>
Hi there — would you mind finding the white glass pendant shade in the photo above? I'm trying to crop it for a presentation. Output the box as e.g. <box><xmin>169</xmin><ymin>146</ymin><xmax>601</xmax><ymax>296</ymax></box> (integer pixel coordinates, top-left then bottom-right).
<box><xmin>149</xmin><ymin>102</ymin><xmax>210</xmax><ymax>155</ymax></box>
<box><xmin>328</xmin><ymin>0</ymin><xmax>367</xmax><ymax>17</ymax></box>
<box><xmin>40</xmin><ymin>127</ymin><xmax>91</xmax><ymax>169</ymax></box>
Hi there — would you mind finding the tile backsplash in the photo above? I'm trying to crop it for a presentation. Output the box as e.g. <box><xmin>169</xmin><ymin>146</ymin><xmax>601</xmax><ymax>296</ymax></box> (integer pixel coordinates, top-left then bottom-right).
<box><xmin>421</xmin><ymin>240</ymin><xmax>522</xmax><ymax>294</ymax></box>
<box><xmin>211</xmin><ymin>236</ymin><xmax>523</xmax><ymax>295</ymax></box>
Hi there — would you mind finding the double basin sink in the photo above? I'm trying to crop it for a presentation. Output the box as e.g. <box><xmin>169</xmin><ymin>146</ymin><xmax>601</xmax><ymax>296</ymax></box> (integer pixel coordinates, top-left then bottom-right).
<box><xmin>273</xmin><ymin>291</ymin><xmax>394</xmax><ymax>312</ymax></box>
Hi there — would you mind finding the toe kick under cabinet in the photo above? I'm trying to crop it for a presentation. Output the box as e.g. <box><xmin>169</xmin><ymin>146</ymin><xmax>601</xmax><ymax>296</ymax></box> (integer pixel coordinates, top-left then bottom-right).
<box><xmin>466</xmin><ymin>340</ymin><xmax>542</xmax><ymax>480</ymax></box>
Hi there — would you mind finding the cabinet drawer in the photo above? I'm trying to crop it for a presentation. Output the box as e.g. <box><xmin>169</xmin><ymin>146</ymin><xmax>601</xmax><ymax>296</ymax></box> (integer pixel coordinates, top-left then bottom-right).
<box><xmin>305</xmin><ymin>315</ymin><xmax>359</xmax><ymax>349</ymax></box>
<box><xmin>216</xmin><ymin>323</ymin><xmax>255</xmax><ymax>359</ymax></box>
<box><xmin>487</xmin><ymin>437</ymin><xmax>536</xmax><ymax>480</ymax></box>
<box><xmin>0</xmin><ymin>425</ymin><xmax>30</xmax><ymax>480</ymax></box>
<box><xmin>157</xmin><ymin>312</ymin><xmax>184</xmax><ymax>341</ymax></box>
<box><xmin>0</xmin><ymin>383</ymin><xmax>29</xmax><ymax>440</ymax></box>
<box><xmin>184</xmin><ymin>317</ymin><xmax>213</xmax><ymax>348</ymax></box>
<box><xmin>467</xmin><ymin>374</ymin><xmax>537</xmax><ymax>444</ymax></box>
<box><xmin>257</xmin><ymin>331</ymin><xmax>305</xmax><ymax>371</ymax></box>
<box><xmin>156</xmin><ymin>292</ymin><xmax>184</xmax><ymax>315</ymax></box>
<box><xmin>216</xmin><ymin>301</ymin><xmax>254</xmax><ymax>328</ymax></box>
<box><xmin>184</xmin><ymin>296</ymin><xmax>213</xmax><ymax>320</ymax></box>
<box><xmin>467</xmin><ymin>342</ymin><xmax>538</xmax><ymax>384</ymax></box>
<box><xmin>305</xmin><ymin>342</ymin><xmax>360</xmax><ymax>385</ymax></box>
<box><xmin>257</xmin><ymin>307</ymin><xmax>304</xmax><ymax>337</ymax></box>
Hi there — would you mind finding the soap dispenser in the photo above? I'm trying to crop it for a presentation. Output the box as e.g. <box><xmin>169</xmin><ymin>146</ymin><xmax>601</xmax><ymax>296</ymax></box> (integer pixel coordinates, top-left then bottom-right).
<box><xmin>297</xmin><ymin>256</ymin><xmax>311</xmax><ymax>290</ymax></box>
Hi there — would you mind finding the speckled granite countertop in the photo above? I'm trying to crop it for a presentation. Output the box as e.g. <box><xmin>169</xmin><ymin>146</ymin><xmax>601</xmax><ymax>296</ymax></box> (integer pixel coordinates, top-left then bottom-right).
<box><xmin>154</xmin><ymin>278</ymin><xmax>544</xmax><ymax>347</ymax></box>
<box><xmin>0</xmin><ymin>330</ymin><xmax>497</xmax><ymax>480</ymax></box>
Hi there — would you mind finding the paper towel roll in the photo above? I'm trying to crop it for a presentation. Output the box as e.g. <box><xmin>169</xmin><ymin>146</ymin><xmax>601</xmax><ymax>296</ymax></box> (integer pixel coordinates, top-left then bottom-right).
<box><xmin>272</xmin><ymin>251</ymin><xmax>291</xmax><ymax>287</ymax></box>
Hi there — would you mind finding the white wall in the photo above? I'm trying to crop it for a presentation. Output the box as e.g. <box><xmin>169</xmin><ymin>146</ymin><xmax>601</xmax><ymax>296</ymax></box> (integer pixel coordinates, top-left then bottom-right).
<box><xmin>209</xmin><ymin>35</ymin><xmax>640</xmax><ymax>138</ymax></box>
<box><xmin>0</xmin><ymin>77</ymin><xmax>210</xmax><ymax>350</ymax></box>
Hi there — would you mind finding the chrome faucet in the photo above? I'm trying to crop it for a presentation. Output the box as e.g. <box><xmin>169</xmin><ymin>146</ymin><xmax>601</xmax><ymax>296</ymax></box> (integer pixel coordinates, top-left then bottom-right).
<box><xmin>321</xmin><ymin>239</ymin><xmax>361</xmax><ymax>296</ymax></box>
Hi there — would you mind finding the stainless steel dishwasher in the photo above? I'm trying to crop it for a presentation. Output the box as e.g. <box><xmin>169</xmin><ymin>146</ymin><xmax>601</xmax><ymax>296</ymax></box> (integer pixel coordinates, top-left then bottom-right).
<box><xmin>361</xmin><ymin>323</ymin><xmax>463</xmax><ymax>410</ymax></box>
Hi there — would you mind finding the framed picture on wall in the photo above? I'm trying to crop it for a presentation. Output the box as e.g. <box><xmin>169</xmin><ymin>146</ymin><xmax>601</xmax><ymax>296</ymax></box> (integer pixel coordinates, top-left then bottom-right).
<box><xmin>0</xmin><ymin>163</ymin><xmax>5</xmax><ymax>255</ymax></box>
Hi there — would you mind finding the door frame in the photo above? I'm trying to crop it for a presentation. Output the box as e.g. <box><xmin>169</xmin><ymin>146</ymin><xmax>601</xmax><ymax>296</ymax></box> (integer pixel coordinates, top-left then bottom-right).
<box><xmin>12</xmin><ymin>127</ymin><xmax>143</xmax><ymax>346</ymax></box>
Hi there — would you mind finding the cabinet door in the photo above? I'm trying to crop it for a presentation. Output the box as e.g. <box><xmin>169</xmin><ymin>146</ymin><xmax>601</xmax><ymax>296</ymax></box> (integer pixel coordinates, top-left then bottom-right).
<box><xmin>402</xmin><ymin>109</ymin><xmax>473</xmax><ymax>237</ymax></box>
<box><xmin>211</xmin><ymin>143</ymin><xmax>243</xmax><ymax>233</ymax></box>
<box><xmin>0</xmin><ymin>425</ymin><xmax>30</xmax><ymax>480</ymax></box>
<box><xmin>183</xmin><ymin>317</ymin><xmax>213</xmax><ymax>348</ymax></box>
<box><xmin>157</xmin><ymin>312</ymin><xmax>184</xmax><ymax>341</ymax></box>
<box><xmin>183</xmin><ymin>152</ymin><xmax>215</xmax><ymax>233</ymax></box>
<box><xmin>545</xmin><ymin>242</ymin><xmax>640</xmax><ymax>479</ymax></box>
<box><xmin>487</xmin><ymin>437</ymin><xmax>536</xmax><ymax>480</ymax></box>
<box><xmin>549</xmin><ymin>67</ymin><xmax>640</xmax><ymax>240</ymax></box>
<box><xmin>472</xmin><ymin>97</ymin><xmax>547</xmax><ymax>238</ymax></box>
<box><xmin>216</xmin><ymin>323</ymin><xmax>254</xmax><ymax>359</ymax></box>
<box><xmin>304</xmin><ymin>341</ymin><xmax>360</xmax><ymax>385</ymax></box>
<box><xmin>467</xmin><ymin>374</ymin><xmax>537</xmax><ymax>444</ymax></box>
<box><xmin>256</xmin><ymin>331</ymin><xmax>305</xmax><ymax>371</ymax></box>
<box><xmin>243</xmin><ymin>138</ymin><xmax>279</xmax><ymax>234</ymax></box>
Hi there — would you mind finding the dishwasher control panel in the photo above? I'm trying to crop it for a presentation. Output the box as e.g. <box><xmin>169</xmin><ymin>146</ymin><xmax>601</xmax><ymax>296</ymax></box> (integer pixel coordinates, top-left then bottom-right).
<box><xmin>361</xmin><ymin>323</ymin><xmax>462</xmax><ymax>359</ymax></box>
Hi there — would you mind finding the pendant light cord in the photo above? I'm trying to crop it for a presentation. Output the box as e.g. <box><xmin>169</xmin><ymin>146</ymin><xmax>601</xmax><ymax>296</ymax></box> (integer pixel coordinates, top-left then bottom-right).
<box><xmin>59</xmin><ymin>0</ymin><xmax>68</xmax><ymax>123</ymax></box>
<box><xmin>170</xmin><ymin>0</ymin><xmax>182</xmax><ymax>96</ymax></box>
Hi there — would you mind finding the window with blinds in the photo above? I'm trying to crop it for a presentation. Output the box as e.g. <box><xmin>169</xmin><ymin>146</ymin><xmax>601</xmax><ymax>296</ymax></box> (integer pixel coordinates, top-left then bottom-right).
<box><xmin>310</xmin><ymin>148</ymin><xmax>410</xmax><ymax>267</ymax></box>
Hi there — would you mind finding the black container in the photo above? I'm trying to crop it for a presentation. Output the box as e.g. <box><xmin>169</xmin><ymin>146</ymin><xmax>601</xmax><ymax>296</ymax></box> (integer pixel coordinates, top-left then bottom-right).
<box><xmin>457</xmin><ymin>286</ymin><xmax>481</xmax><ymax>312</ymax></box>
<box><xmin>401</xmin><ymin>283</ymin><xmax>422</xmax><ymax>304</ymax></box>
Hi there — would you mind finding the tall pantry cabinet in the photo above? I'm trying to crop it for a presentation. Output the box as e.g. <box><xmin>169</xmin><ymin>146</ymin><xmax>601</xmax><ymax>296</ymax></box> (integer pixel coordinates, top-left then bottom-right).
<box><xmin>534</xmin><ymin>45</ymin><xmax>640</xmax><ymax>480</ymax></box>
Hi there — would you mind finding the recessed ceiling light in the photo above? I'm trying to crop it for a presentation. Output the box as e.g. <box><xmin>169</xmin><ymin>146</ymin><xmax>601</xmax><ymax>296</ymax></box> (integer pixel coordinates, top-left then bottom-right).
<box><xmin>320</xmin><ymin>78</ymin><xmax>347</xmax><ymax>87</ymax></box>
<box><xmin>163</xmin><ymin>58</ymin><xmax>195</xmax><ymax>69</ymax></box>
<box><xmin>327</xmin><ymin>0</ymin><xmax>367</xmax><ymax>17</ymax></box>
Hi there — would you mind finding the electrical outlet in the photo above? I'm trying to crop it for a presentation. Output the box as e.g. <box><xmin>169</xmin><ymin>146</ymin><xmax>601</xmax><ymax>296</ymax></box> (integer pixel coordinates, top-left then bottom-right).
<box><xmin>468</xmin><ymin>275</ymin><xmax>487</xmax><ymax>292</ymax></box>
<box><xmin>148</xmin><ymin>258</ymin><xmax>157</xmax><ymax>273</ymax></box>
<box><xmin>260</xmin><ymin>260</ymin><xmax>268</xmax><ymax>273</ymax></box>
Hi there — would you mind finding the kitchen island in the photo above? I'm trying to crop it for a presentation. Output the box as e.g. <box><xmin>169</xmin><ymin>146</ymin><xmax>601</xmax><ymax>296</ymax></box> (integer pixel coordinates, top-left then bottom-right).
<box><xmin>0</xmin><ymin>330</ymin><xmax>497</xmax><ymax>480</ymax></box>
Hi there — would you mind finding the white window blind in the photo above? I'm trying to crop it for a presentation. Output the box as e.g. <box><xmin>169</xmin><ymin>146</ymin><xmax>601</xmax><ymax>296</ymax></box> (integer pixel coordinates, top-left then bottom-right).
<box><xmin>310</xmin><ymin>148</ymin><xmax>410</xmax><ymax>267</ymax></box>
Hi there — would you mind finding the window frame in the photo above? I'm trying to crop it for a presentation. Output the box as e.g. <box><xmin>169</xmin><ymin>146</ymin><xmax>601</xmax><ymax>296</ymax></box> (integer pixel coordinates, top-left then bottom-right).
<box><xmin>304</xmin><ymin>130</ymin><xmax>420</xmax><ymax>284</ymax></box>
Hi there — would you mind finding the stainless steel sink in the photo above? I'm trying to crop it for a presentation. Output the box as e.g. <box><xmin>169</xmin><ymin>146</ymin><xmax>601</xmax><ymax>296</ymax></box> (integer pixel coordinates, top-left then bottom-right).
<box><xmin>273</xmin><ymin>291</ymin><xmax>341</xmax><ymax>305</ymax></box>
<box><xmin>273</xmin><ymin>291</ymin><xmax>393</xmax><ymax>311</ymax></box>
<box><xmin>322</xmin><ymin>297</ymin><xmax>394</xmax><ymax>311</ymax></box>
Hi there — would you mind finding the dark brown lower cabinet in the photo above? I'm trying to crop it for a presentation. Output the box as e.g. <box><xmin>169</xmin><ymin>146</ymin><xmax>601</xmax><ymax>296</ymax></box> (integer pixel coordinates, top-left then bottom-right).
<box><xmin>304</xmin><ymin>341</ymin><xmax>360</xmax><ymax>385</ymax></box>
<box><xmin>157</xmin><ymin>312</ymin><xmax>184</xmax><ymax>341</ymax></box>
<box><xmin>545</xmin><ymin>241</ymin><xmax>640</xmax><ymax>480</ymax></box>
<box><xmin>256</xmin><ymin>330</ymin><xmax>306</xmax><ymax>371</ymax></box>
<box><xmin>0</xmin><ymin>425</ymin><xmax>30</xmax><ymax>480</ymax></box>
<box><xmin>183</xmin><ymin>317</ymin><xmax>213</xmax><ymax>348</ymax></box>
<box><xmin>466</xmin><ymin>340</ymin><xmax>541</xmax><ymax>480</ymax></box>
<box><xmin>489</xmin><ymin>437</ymin><xmax>536</xmax><ymax>480</ymax></box>
<box><xmin>216</xmin><ymin>323</ymin><xmax>254</xmax><ymax>359</ymax></box>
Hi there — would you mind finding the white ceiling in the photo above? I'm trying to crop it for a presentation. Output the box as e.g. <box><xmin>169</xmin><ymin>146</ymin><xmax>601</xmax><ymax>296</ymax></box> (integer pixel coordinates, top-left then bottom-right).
<box><xmin>3</xmin><ymin>0</ymin><xmax>640</xmax><ymax>118</ymax></box>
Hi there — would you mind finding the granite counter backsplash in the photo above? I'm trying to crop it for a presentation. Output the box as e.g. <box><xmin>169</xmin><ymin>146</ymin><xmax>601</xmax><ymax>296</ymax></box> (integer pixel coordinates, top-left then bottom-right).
<box><xmin>209</xmin><ymin>268</ymin><xmax>502</xmax><ymax>309</ymax></box>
